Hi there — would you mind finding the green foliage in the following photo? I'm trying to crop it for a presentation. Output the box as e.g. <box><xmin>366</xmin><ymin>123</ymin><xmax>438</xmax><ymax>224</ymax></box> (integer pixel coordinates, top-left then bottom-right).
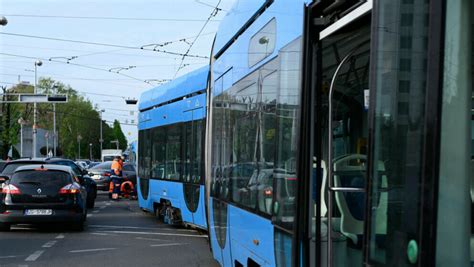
<box><xmin>0</xmin><ymin>78</ymin><xmax>129</xmax><ymax>160</ymax></box>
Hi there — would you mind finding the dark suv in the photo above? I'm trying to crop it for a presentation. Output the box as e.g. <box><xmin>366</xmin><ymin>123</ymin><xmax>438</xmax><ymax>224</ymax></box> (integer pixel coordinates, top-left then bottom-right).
<box><xmin>0</xmin><ymin>164</ymin><xmax>87</xmax><ymax>231</ymax></box>
<box><xmin>0</xmin><ymin>158</ymin><xmax>97</xmax><ymax>208</ymax></box>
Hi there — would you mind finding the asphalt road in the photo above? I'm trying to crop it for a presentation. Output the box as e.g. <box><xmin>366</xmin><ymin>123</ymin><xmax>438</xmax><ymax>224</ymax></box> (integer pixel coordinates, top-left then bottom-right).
<box><xmin>0</xmin><ymin>192</ymin><xmax>218</xmax><ymax>267</ymax></box>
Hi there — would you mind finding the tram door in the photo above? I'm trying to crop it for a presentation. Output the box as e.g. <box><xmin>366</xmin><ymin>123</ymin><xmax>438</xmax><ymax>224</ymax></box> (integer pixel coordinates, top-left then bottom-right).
<box><xmin>183</xmin><ymin>108</ymin><xmax>204</xmax><ymax>224</ymax></box>
<box><xmin>302</xmin><ymin>1</ymin><xmax>448</xmax><ymax>266</ymax></box>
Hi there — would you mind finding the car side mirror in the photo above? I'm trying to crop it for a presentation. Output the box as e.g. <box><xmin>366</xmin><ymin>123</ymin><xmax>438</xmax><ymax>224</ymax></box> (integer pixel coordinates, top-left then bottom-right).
<box><xmin>0</xmin><ymin>175</ymin><xmax>9</xmax><ymax>183</ymax></box>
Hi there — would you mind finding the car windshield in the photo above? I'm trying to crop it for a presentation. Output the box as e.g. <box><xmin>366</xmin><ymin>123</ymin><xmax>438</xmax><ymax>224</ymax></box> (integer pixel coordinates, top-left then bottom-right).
<box><xmin>2</xmin><ymin>162</ymin><xmax>43</xmax><ymax>175</ymax></box>
<box><xmin>48</xmin><ymin>161</ymin><xmax>82</xmax><ymax>176</ymax></box>
<box><xmin>11</xmin><ymin>170</ymin><xmax>71</xmax><ymax>186</ymax></box>
<box><xmin>89</xmin><ymin>162</ymin><xmax>112</xmax><ymax>171</ymax></box>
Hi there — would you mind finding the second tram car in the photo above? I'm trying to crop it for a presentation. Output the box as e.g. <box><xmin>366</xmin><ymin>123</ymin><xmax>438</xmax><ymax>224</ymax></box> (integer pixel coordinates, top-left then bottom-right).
<box><xmin>138</xmin><ymin>66</ymin><xmax>208</xmax><ymax>229</ymax></box>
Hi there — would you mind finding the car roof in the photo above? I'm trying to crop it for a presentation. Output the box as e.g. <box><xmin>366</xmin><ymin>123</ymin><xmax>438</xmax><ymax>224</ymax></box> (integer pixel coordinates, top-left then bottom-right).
<box><xmin>14</xmin><ymin>164</ymin><xmax>73</xmax><ymax>173</ymax></box>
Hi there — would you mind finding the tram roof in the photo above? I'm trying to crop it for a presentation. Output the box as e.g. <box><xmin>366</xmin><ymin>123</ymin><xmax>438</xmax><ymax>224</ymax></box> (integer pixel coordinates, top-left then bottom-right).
<box><xmin>139</xmin><ymin>65</ymin><xmax>209</xmax><ymax>111</ymax></box>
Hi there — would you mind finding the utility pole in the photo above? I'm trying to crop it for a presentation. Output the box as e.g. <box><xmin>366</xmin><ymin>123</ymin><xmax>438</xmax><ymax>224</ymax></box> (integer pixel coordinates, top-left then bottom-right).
<box><xmin>32</xmin><ymin>60</ymin><xmax>42</xmax><ymax>158</ymax></box>
<box><xmin>99</xmin><ymin>109</ymin><xmax>104</xmax><ymax>161</ymax></box>
<box><xmin>77</xmin><ymin>134</ymin><xmax>82</xmax><ymax>159</ymax></box>
<box><xmin>89</xmin><ymin>143</ymin><xmax>92</xmax><ymax>160</ymax></box>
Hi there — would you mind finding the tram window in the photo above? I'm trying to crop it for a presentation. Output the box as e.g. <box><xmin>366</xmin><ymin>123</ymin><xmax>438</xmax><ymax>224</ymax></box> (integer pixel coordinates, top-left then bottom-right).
<box><xmin>273</xmin><ymin>37</ymin><xmax>301</xmax><ymax>228</ymax></box>
<box><xmin>230</xmin><ymin>80</ymin><xmax>259</xmax><ymax>208</ymax></box>
<box><xmin>211</xmin><ymin>75</ymin><xmax>224</xmax><ymax>198</ymax></box>
<box><xmin>258</xmin><ymin>69</ymin><xmax>278</xmax><ymax>215</ymax></box>
<box><xmin>368</xmin><ymin>1</ymin><xmax>431</xmax><ymax>264</ymax></box>
<box><xmin>165</xmin><ymin>125</ymin><xmax>182</xmax><ymax>181</ymax></box>
<box><xmin>142</xmin><ymin>129</ymin><xmax>152</xmax><ymax>180</ymax></box>
<box><xmin>184</xmin><ymin>121</ymin><xmax>192</xmax><ymax>183</ymax></box>
<box><xmin>151</xmin><ymin>127</ymin><xmax>166</xmax><ymax>179</ymax></box>
<box><xmin>193</xmin><ymin>119</ymin><xmax>204</xmax><ymax>184</ymax></box>
<box><xmin>248</xmin><ymin>18</ymin><xmax>276</xmax><ymax>67</ymax></box>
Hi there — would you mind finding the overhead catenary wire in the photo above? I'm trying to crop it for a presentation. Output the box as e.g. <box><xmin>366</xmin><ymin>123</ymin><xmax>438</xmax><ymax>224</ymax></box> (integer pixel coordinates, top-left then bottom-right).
<box><xmin>3</xmin><ymin>14</ymin><xmax>222</xmax><ymax>22</ymax></box>
<box><xmin>0</xmin><ymin>32</ymin><xmax>209</xmax><ymax>59</ymax></box>
<box><xmin>0</xmin><ymin>52</ymin><xmax>152</xmax><ymax>85</ymax></box>
<box><xmin>174</xmin><ymin>0</ymin><xmax>221</xmax><ymax>78</ymax></box>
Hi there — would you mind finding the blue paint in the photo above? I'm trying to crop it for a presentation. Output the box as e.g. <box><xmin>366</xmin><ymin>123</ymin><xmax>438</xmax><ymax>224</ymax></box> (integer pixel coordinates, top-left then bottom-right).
<box><xmin>138</xmin><ymin>65</ymin><xmax>209</xmax><ymax>230</ymax></box>
<box><xmin>139</xmin><ymin>66</ymin><xmax>209</xmax><ymax>111</ymax></box>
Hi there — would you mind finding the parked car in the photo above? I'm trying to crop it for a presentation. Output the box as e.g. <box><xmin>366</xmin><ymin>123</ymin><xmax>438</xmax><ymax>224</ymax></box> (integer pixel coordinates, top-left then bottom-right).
<box><xmin>0</xmin><ymin>158</ymin><xmax>97</xmax><ymax>209</ymax></box>
<box><xmin>88</xmin><ymin>162</ymin><xmax>136</xmax><ymax>191</ymax></box>
<box><xmin>87</xmin><ymin>162</ymin><xmax>101</xmax><ymax>169</ymax></box>
<box><xmin>76</xmin><ymin>161</ymin><xmax>88</xmax><ymax>169</ymax></box>
<box><xmin>45</xmin><ymin>158</ymin><xmax>97</xmax><ymax>209</ymax></box>
<box><xmin>0</xmin><ymin>164</ymin><xmax>87</xmax><ymax>231</ymax></box>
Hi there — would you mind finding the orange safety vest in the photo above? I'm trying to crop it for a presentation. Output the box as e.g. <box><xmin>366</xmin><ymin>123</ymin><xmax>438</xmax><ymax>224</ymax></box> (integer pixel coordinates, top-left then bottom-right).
<box><xmin>111</xmin><ymin>160</ymin><xmax>122</xmax><ymax>175</ymax></box>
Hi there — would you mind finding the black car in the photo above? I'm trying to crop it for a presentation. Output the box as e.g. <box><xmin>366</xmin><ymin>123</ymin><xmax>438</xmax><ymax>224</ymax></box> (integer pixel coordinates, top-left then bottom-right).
<box><xmin>0</xmin><ymin>158</ymin><xmax>97</xmax><ymax>209</ymax></box>
<box><xmin>0</xmin><ymin>164</ymin><xmax>87</xmax><ymax>231</ymax></box>
<box><xmin>88</xmin><ymin>162</ymin><xmax>136</xmax><ymax>191</ymax></box>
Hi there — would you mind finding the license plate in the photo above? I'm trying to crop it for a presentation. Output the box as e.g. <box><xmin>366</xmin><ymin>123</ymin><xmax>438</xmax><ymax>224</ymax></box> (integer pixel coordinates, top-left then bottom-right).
<box><xmin>25</xmin><ymin>209</ymin><xmax>53</xmax><ymax>216</ymax></box>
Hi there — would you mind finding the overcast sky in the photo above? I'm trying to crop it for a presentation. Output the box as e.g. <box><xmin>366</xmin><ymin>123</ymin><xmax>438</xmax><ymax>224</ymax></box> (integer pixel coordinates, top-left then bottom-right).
<box><xmin>0</xmin><ymin>0</ymin><xmax>235</xmax><ymax>143</ymax></box>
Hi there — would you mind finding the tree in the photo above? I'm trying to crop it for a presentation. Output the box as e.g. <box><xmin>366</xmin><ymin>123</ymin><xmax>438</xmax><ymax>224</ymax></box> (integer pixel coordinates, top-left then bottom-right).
<box><xmin>112</xmin><ymin>120</ymin><xmax>128</xmax><ymax>151</ymax></box>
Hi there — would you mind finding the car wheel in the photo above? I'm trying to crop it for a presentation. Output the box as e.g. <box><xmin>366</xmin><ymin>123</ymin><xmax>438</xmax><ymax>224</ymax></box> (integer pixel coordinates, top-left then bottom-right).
<box><xmin>72</xmin><ymin>220</ymin><xmax>84</xmax><ymax>231</ymax></box>
<box><xmin>0</xmin><ymin>223</ymin><xmax>10</xmax><ymax>231</ymax></box>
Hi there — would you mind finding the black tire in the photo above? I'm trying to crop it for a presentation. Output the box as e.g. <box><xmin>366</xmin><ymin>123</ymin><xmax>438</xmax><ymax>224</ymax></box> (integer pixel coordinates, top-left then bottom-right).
<box><xmin>72</xmin><ymin>220</ymin><xmax>84</xmax><ymax>231</ymax></box>
<box><xmin>87</xmin><ymin>199</ymin><xmax>95</xmax><ymax>209</ymax></box>
<box><xmin>0</xmin><ymin>223</ymin><xmax>10</xmax><ymax>231</ymax></box>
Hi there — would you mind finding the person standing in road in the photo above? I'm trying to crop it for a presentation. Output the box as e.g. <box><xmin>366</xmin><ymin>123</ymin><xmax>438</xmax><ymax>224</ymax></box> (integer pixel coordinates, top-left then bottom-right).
<box><xmin>111</xmin><ymin>156</ymin><xmax>123</xmax><ymax>176</ymax></box>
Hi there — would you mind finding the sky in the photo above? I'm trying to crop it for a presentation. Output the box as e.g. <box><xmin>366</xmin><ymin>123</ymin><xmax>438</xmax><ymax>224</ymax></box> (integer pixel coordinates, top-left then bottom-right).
<box><xmin>0</xmin><ymin>0</ymin><xmax>235</xmax><ymax>143</ymax></box>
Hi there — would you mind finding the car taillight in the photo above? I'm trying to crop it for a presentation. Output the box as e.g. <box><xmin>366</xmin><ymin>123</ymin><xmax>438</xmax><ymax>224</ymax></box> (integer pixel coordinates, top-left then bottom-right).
<box><xmin>103</xmin><ymin>172</ymin><xmax>111</xmax><ymax>177</ymax></box>
<box><xmin>1</xmin><ymin>184</ymin><xmax>21</xmax><ymax>195</ymax></box>
<box><xmin>59</xmin><ymin>184</ymin><xmax>80</xmax><ymax>194</ymax></box>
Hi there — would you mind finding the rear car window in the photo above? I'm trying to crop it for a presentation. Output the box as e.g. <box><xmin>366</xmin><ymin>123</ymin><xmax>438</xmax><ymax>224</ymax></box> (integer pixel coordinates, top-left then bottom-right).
<box><xmin>2</xmin><ymin>162</ymin><xmax>43</xmax><ymax>175</ymax></box>
<box><xmin>123</xmin><ymin>164</ymin><xmax>135</xmax><ymax>171</ymax></box>
<box><xmin>11</xmin><ymin>170</ymin><xmax>72</xmax><ymax>186</ymax></box>
<box><xmin>90</xmin><ymin>162</ymin><xmax>112</xmax><ymax>171</ymax></box>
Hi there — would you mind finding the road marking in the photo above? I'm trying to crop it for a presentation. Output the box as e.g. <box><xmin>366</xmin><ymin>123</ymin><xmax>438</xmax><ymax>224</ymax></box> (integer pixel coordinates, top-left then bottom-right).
<box><xmin>89</xmin><ymin>224</ymin><xmax>195</xmax><ymax>232</ymax></box>
<box><xmin>150</xmin><ymin>243</ymin><xmax>188</xmax><ymax>247</ymax></box>
<box><xmin>87</xmin><ymin>214</ymin><xmax>93</xmax><ymax>217</ymax></box>
<box><xmin>42</xmin><ymin>241</ymin><xmax>57</xmax><ymax>248</ymax></box>
<box><xmin>55</xmin><ymin>234</ymin><xmax>64</xmax><ymax>239</ymax></box>
<box><xmin>93</xmin><ymin>210</ymin><xmax>100</xmax><ymax>213</ymax></box>
<box><xmin>25</xmin><ymin>250</ymin><xmax>44</xmax><ymax>262</ymax></box>
<box><xmin>98</xmin><ymin>230</ymin><xmax>208</xmax><ymax>238</ymax></box>
<box><xmin>90</xmin><ymin>232</ymin><xmax>114</xmax><ymax>236</ymax></box>
<box><xmin>0</xmin><ymin>255</ymin><xmax>19</xmax><ymax>259</ymax></box>
<box><xmin>100</xmin><ymin>206</ymin><xmax>106</xmax><ymax>210</ymax></box>
<box><xmin>136</xmin><ymin>237</ymin><xmax>167</xmax><ymax>242</ymax></box>
<box><xmin>69</xmin><ymin>248</ymin><xmax>116</xmax><ymax>253</ymax></box>
<box><xmin>105</xmin><ymin>202</ymin><xmax>111</xmax><ymax>206</ymax></box>
<box><xmin>18</xmin><ymin>265</ymin><xmax>29</xmax><ymax>267</ymax></box>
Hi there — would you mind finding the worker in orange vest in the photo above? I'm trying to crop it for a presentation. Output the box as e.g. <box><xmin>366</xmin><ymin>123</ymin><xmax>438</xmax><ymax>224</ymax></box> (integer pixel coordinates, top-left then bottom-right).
<box><xmin>111</xmin><ymin>156</ymin><xmax>123</xmax><ymax>176</ymax></box>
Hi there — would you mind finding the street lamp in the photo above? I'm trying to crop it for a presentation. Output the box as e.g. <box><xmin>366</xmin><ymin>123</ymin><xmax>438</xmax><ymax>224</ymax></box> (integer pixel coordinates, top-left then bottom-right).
<box><xmin>89</xmin><ymin>143</ymin><xmax>93</xmax><ymax>160</ymax></box>
<box><xmin>0</xmin><ymin>16</ymin><xmax>8</xmax><ymax>26</ymax></box>
<box><xmin>52</xmin><ymin>84</ymin><xmax>59</xmax><ymax>156</ymax></box>
<box><xmin>77</xmin><ymin>134</ymin><xmax>82</xmax><ymax>159</ymax></box>
<box><xmin>32</xmin><ymin>59</ymin><xmax>42</xmax><ymax>158</ymax></box>
<box><xmin>17</xmin><ymin>117</ymin><xmax>26</xmax><ymax>157</ymax></box>
<box><xmin>99</xmin><ymin>109</ymin><xmax>105</xmax><ymax>161</ymax></box>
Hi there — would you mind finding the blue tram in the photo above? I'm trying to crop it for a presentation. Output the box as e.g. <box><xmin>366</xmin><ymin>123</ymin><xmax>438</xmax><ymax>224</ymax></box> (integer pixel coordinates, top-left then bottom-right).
<box><xmin>207</xmin><ymin>0</ymin><xmax>473</xmax><ymax>267</ymax></box>
<box><xmin>137</xmin><ymin>66</ymin><xmax>208</xmax><ymax>230</ymax></box>
<box><xmin>207</xmin><ymin>0</ymin><xmax>308</xmax><ymax>266</ymax></box>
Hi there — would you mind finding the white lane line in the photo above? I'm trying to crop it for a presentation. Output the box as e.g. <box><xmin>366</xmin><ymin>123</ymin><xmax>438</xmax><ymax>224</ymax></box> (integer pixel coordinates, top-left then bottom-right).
<box><xmin>55</xmin><ymin>234</ymin><xmax>65</xmax><ymax>239</ymax></box>
<box><xmin>18</xmin><ymin>265</ymin><xmax>29</xmax><ymax>267</ymax></box>
<box><xmin>99</xmin><ymin>206</ymin><xmax>106</xmax><ymax>210</ymax></box>
<box><xmin>136</xmin><ymin>237</ymin><xmax>167</xmax><ymax>242</ymax></box>
<box><xmin>25</xmin><ymin>250</ymin><xmax>44</xmax><ymax>262</ymax></box>
<box><xmin>98</xmin><ymin>230</ymin><xmax>207</xmax><ymax>238</ymax></box>
<box><xmin>42</xmin><ymin>241</ymin><xmax>57</xmax><ymax>248</ymax></box>
<box><xmin>88</xmin><ymin>224</ymin><xmax>195</xmax><ymax>232</ymax></box>
<box><xmin>0</xmin><ymin>255</ymin><xmax>19</xmax><ymax>259</ymax></box>
<box><xmin>105</xmin><ymin>203</ymin><xmax>111</xmax><ymax>206</ymax></box>
<box><xmin>92</xmin><ymin>210</ymin><xmax>100</xmax><ymax>213</ymax></box>
<box><xmin>87</xmin><ymin>214</ymin><xmax>93</xmax><ymax>217</ymax></box>
<box><xmin>90</xmin><ymin>232</ymin><xmax>115</xmax><ymax>236</ymax></box>
<box><xmin>150</xmin><ymin>243</ymin><xmax>188</xmax><ymax>247</ymax></box>
<box><xmin>69</xmin><ymin>248</ymin><xmax>116</xmax><ymax>253</ymax></box>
